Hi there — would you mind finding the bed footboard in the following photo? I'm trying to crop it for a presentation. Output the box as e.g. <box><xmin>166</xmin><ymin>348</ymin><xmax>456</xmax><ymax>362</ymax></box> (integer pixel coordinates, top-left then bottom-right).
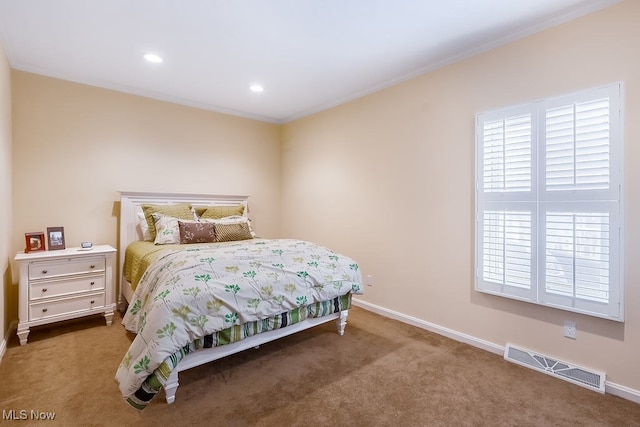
<box><xmin>163</xmin><ymin>309</ymin><xmax>349</xmax><ymax>404</ymax></box>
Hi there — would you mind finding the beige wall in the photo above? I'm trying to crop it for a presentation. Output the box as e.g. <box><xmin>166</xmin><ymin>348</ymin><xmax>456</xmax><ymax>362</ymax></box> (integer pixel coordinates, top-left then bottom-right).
<box><xmin>10</xmin><ymin>71</ymin><xmax>282</xmax><ymax>317</ymax></box>
<box><xmin>0</xmin><ymin>43</ymin><xmax>11</xmax><ymax>355</ymax></box>
<box><xmin>282</xmin><ymin>0</ymin><xmax>640</xmax><ymax>392</ymax></box>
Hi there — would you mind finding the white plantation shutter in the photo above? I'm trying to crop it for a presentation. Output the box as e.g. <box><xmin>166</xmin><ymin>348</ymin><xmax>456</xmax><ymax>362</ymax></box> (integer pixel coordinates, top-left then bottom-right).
<box><xmin>545</xmin><ymin>98</ymin><xmax>610</xmax><ymax>192</ymax></box>
<box><xmin>483</xmin><ymin>114</ymin><xmax>532</xmax><ymax>192</ymax></box>
<box><xmin>475</xmin><ymin>83</ymin><xmax>623</xmax><ymax>321</ymax></box>
<box><xmin>479</xmin><ymin>208</ymin><xmax>534</xmax><ymax>300</ymax></box>
<box><xmin>544</xmin><ymin>211</ymin><xmax>610</xmax><ymax>302</ymax></box>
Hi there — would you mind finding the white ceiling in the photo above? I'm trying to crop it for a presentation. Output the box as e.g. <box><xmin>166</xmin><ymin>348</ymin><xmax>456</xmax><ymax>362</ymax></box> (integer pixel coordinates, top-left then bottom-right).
<box><xmin>0</xmin><ymin>0</ymin><xmax>621</xmax><ymax>123</ymax></box>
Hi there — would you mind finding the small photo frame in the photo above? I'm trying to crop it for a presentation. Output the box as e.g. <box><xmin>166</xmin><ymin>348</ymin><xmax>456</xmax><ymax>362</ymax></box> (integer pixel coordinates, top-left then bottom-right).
<box><xmin>47</xmin><ymin>227</ymin><xmax>66</xmax><ymax>251</ymax></box>
<box><xmin>25</xmin><ymin>232</ymin><xmax>46</xmax><ymax>253</ymax></box>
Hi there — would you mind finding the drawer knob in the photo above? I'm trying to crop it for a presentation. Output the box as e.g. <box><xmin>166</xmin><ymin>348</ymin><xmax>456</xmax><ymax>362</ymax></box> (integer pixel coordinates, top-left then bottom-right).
<box><xmin>90</xmin><ymin>281</ymin><xmax>95</xmax><ymax>285</ymax></box>
<box><xmin>42</xmin><ymin>288</ymin><xmax>47</xmax><ymax>293</ymax></box>
<box><xmin>90</xmin><ymin>265</ymin><xmax>95</xmax><ymax>269</ymax></box>
<box><xmin>90</xmin><ymin>300</ymin><xmax>95</xmax><ymax>304</ymax></box>
<box><xmin>42</xmin><ymin>308</ymin><xmax>48</xmax><ymax>313</ymax></box>
<box><xmin>42</xmin><ymin>270</ymin><xmax>48</xmax><ymax>274</ymax></box>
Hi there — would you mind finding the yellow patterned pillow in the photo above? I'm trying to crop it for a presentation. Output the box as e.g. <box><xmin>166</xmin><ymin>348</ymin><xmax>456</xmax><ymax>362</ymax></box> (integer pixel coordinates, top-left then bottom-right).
<box><xmin>141</xmin><ymin>203</ymin><xmax>194</xmax><ymax>239</ymax></box>
<box><xmin>198</xmin><ymin>205</ymin><xmax>245</xmax><ymax>220</ymax></box>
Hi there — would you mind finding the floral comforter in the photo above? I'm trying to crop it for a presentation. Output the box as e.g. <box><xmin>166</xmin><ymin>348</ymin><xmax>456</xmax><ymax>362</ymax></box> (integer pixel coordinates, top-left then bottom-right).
<box><xmin>115</xmin><ymin>238</ymin><xmax>362</xmax><ymax>407</ymax></box>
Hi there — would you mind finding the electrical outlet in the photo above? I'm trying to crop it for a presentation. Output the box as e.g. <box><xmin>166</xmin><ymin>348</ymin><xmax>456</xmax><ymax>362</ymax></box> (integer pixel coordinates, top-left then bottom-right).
<box><xmin>366</xmin><ymin>274</ymin><xmax>374</xmax><ymax>287</ymax></box>
<box><xmin>564</xmin><ymin>321</ymin><xmax>576</xmax><ymax>339</ymax></box>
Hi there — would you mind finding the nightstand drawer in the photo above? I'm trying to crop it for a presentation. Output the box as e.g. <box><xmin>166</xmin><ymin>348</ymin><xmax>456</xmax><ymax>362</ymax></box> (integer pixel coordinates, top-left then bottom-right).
<box><xmin>29</xmin><ymin>292</ymin><xmax>106</xmax><ymax>321</ymax></box>
<box><xmin>29</xmin><ymin>256</ymin><xmax>105</xmax><ymax>280</ymax></box>
<box><xmin>29</xmin><ymin>274</ymin><xmax>106</xmax><ymax>301</ymax></box>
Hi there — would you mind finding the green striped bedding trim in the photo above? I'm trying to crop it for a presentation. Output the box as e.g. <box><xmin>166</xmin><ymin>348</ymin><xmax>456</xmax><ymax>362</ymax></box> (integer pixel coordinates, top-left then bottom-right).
<box><xmin>125</xmin><ymin>293</ymin><xmax>352</xmax><ymax>409</ymax></box>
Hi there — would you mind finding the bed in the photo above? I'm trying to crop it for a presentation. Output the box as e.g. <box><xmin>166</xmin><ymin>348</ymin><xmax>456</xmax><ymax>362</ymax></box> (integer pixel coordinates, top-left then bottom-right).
<box><xmin>115</xmin><ymin>191</ymin><xmax>362</xmax><ymax>409</ymax></box>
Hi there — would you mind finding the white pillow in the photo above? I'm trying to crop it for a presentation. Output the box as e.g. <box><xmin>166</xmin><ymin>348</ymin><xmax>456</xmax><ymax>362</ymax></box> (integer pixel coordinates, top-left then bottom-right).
<box><xmin>151</xmin><ymin>213</ymin><xmax>181</xmax><ymax>245</ymax></box>
<box><xmin>137</xmin><ymin>212</ymin><xmax>152</xmax><ymax>241</ymax></box>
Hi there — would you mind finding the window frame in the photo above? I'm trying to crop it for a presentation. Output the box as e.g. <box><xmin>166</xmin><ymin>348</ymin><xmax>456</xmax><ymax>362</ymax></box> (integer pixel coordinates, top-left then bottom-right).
<box><xmin>474</xmin><ymin>83</ymin><xmax>624</xmax><ymax>322</ymax></box>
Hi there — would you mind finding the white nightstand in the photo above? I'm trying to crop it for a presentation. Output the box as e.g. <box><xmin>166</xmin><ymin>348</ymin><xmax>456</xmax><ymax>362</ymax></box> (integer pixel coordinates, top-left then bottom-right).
<box><xmin>14</xmin><ymin>245</ymin><xmax>117</xmax><ymax>345</ymax></box>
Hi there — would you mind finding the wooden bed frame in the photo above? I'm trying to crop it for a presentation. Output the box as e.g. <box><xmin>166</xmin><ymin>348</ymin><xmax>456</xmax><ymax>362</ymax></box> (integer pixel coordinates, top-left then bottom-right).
<box><xmin>118</xmin><ymin>191</ymin><xmax>349</xmax><ymax>404</ymax></box>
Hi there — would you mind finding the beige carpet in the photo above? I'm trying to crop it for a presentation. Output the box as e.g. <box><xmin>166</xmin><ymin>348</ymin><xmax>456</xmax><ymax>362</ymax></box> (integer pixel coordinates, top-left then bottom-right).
<box><xmin>0</xmin><ymin>306</ymin><xmax>638</xmax><ymax>426</ymax></box>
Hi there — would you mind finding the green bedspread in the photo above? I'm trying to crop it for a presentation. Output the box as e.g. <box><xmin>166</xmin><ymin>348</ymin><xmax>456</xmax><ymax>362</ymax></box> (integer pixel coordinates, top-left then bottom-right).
<box><xmin>115</xmin><ymin>238</ymin><xmax>362</xmax><ymax>409</ymax></box>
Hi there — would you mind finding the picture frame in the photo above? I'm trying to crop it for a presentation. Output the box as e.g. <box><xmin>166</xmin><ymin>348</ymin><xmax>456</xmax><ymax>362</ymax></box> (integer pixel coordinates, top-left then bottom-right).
<box><xmin>25</xmin><ymin>232</ymin><xmax>46</xmax><ymax>253</ymax></box>
<box><xmin>47</xmin><ymin>226</ymin><xmax>66</xmax><ymax>250</ymax></box>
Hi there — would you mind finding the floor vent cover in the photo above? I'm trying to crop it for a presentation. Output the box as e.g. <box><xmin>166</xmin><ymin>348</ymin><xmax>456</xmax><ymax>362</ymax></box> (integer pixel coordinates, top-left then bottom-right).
<box><xmin>504</xmin><ymin>343</ymin><xmax>605</xmax><ymax>393</ymax></box>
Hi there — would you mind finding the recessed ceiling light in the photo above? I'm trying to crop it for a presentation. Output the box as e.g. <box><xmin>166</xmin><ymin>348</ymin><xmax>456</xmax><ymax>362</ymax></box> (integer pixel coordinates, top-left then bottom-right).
<box><xmin>144</xmin><ymin>53</ymin><xmax>163</xmax><ymax>63</ymax></box>
<box><xmin>249</xmin><ymin>84</ymin><xmax>264</xmax><ymax>93</ymax></box>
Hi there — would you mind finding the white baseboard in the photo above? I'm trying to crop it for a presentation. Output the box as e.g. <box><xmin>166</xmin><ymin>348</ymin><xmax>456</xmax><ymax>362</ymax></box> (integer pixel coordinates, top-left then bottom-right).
<box><xmin>0</xmin><ymin>320</ymin><xmax>17</xmax><ymax>364</ymax></box>
<box><xmin>352</xmin><ymin>297</ymin><xmax>640</xmax><ymax>405</ymax></box>
<box><xmin>352</xmin><ymin>298</ymin><xmax>504</xmax><ymax>355</ymax></box>
<box><xmin>605</xmin><ymin>381</ymin><xmax>640</xmax><ymax>404</ymax></box>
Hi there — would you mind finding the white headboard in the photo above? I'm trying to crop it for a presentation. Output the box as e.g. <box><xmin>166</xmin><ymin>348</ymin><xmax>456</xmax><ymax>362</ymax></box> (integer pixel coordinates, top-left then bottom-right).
<box><xmin>118</xmin><ymin>191</ymin><xmax>249</xmax><ymax>287</ymax></box>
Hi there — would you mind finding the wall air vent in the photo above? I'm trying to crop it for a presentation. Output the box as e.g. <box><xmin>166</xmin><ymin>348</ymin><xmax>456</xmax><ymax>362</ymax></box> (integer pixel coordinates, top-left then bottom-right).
<box><xmin>504</xmin><ymin>343</ymin><xmax>605</xmax><ymax>393</ymax></box>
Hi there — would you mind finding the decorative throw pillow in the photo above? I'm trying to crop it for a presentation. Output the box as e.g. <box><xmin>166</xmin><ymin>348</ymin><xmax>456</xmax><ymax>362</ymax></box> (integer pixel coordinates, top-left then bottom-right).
<box><xmin>151</xmin><ymin>213</ymin><xmax>182</xmax><ymax>245</ymax></box>
<box><xmin>213</xmin><ymin>221</ymin><xmax>253</xmax><ymax>242</ymax></box>
<box><xmin>198</xmin><ymin>204</ymin><xmax>245</xmax><ymax>220</ymax></box>
<box><xmin>141</xmin><ymin>203</ymin><xmax>195</xmax><ymax>240</ymax></box>
<box><xmin>204</xmin><ymin>215</ymin><xmax>256</xmax><ymax>237</ymax></box>
<box><xmin>179</xmin><ymin>221</ymin><xmax>216</xmax><ymax>244</ymax></box>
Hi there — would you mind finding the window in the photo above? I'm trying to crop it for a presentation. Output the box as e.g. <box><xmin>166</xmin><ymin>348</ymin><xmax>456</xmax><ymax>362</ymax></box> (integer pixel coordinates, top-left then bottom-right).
<box><xmin>475</xmin><ymin>83</ymin><xmax>623</xmax><ymax>321</ymax></box>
